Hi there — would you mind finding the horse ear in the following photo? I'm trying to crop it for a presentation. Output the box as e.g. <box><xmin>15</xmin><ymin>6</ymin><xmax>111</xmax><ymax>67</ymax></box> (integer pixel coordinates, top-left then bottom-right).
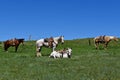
<box><xmin>61</xmin><ymin>35</ymin><xmax>64</xmax><ymax>37</ymax></box>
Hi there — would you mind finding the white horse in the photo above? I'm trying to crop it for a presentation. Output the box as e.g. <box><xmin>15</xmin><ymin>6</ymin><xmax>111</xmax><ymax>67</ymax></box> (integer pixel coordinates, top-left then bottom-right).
<box><xmin>49</xmin><ymin>48</ymin><xmax>72</xmax><ymax>59</ymax></box>
<box><xmin>36</xmin><ymin>36</ymin><xmax>64</xmax><ymax>57</ymax></box>
<box><xmin>49</xmin><ymin>51</ymin><xmax>62</xmax><ymax>58</ymax></box>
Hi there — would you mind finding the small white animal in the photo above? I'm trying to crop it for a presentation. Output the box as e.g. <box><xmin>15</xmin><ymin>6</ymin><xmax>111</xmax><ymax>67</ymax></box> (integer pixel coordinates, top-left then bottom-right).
<box><xmin>49</xmin><ymin>48</ymin><xmax>72</xmax><ymax>59</ymax></box>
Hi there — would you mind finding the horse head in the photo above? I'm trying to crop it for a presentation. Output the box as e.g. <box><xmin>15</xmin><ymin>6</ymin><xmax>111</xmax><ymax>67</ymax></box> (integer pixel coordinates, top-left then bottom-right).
<box><xmin>17</xmin><ymin>38</ymin><xmax>25</xmax><ymax>45</ymax></box>
<box><xmin>67</xmin><ymin>48</ymin><xmax>72</xmax><ymax>58</ymax></box>
<box><xmin>58</xmin><ymin>36</ymin><xmax>64</xmax><ymax>44</ymax></box>
<box><xmin>109</xmin><ymin>36</ymin><xmax>119</xmax><ymax>42</ymax></box>
<box><xmin>113</xmin><ymin>36</ymin><xmax>119</xmax><ymax>41</ymax></box>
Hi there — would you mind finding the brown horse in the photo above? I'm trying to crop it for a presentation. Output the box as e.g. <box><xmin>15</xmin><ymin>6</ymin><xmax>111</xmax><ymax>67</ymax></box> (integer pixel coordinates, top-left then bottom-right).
<box><xmin>94</xmin><ymin>35</ymin><xmax>118</xmax><ymax>49</ymax></box>
<box><xmin>4</xmin><ymin>38</ymin><xmax>24</xmax><ymax>52</ymax></box>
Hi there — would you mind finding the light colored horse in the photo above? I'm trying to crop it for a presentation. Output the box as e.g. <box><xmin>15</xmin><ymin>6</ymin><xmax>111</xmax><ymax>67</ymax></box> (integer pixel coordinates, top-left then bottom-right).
<box><xmin>36</xmin><ymin>37</ymin><xmax>54</xmax><ymax>57</ymax></box>
<box><xmin>94</xmin><ymin>35</ymin><xmax>118</xmax><ymax>49</ymax></box>
<box><xmin>36</xmin><ymin>36</ymin><xmax>64</xmax><ymax>57</ymax></box>
<box><xmin>49</xmin><ymin>48</ymin><xmax>72</xmax><ymax>59</ymax></box>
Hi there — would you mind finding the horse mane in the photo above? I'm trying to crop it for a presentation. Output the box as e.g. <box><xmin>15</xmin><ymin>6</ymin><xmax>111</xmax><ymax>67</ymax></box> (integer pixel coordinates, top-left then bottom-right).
<box><xmin>16</xmin><ymin>38</ymin><xmax>24</xmax><ymax>41</ymax></box>
<box><xmin>16</xmin><ymin>38</ymin><xmax>24</xmax><ymax>43</ymax></box>
<box><xmin>54</xmin><ymin>36</ymin><xmax>63</xmax><ymax>41</ymax></box>
<box><xmin>54</xmin><ymin>37</ymin><xmax>60</xmax><ymax>40</ymax></box>
<box><xmin>16</xmin><ymin>38</ymin><xmax>24</xmax><ymax>40</ymax></box>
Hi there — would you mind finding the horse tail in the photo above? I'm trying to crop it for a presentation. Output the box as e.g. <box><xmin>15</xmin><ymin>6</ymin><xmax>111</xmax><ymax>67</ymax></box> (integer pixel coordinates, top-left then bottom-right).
<box><xmin>93</xmin><ymin>37</ymin><xmax>99</xmax><ymax>49</ymax></box>
<box><xmin>36</xmin><ymin>43</ymin><xmax>39</xmax><ymax>52</ymax></box>
<box><xmin>88</xmin><ymin>38</ymin><xmax>91</xmax><ymax>46</ymax></box>
<box><xmin>93</xmin><ymin>38</ymin><xmax>96</xmax><ymax>44</ymax></box>
<box><xmin>3</xmin><ymin>42</ymin><xmax>6</xmax><ymax>51</ymax></box>
<box><xmin>3</xmin><ymin>41</ymin><xmax>8</xmax><ymax>51</ymax></box>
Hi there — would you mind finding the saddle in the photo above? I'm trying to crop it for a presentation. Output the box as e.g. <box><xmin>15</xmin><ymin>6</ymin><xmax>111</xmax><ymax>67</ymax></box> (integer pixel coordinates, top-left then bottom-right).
<box><xmin>44</xmin><ymin>37</ymin><xmax>54</xmax><ymax>47</ymax></box>
<box><xmin>10</xmin><ymin>38</ymin><xmax>16</xmax><ymax>46</ymax></box>
<box><xmin>99</xmin><ymin>35</ymin><xmax>105</xmax><ymax>42</ymax></box>
<box><xmin>58</xmin><ymin>48</ymin><xmax>66</xmax><ymax>54</ymax></box>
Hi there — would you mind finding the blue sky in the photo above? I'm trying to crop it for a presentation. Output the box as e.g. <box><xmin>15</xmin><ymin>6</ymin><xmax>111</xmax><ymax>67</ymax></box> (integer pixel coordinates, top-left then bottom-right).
<box><xmin>0</xmin><ymin>0</ymin><xmax>120</xmax><ymax>41</ymax></box>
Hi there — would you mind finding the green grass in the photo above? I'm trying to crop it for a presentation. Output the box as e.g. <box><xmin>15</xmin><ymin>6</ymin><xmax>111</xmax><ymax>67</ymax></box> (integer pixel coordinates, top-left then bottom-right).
<box><xmin>0</xmin><ymin>39</ymin><xmax>120</xmax><ymax>80</ymax></box>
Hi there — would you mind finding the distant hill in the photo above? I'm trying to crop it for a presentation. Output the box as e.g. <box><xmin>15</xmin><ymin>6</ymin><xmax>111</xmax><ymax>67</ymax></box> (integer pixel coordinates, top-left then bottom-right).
<box><xmin>0</xmin><ymin>38</ymin><xmax>120</xmax><ymax>80</ymax></box>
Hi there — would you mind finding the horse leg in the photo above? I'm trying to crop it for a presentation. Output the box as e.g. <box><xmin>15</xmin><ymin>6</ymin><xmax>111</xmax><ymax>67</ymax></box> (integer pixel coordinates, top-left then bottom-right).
<box><xmin>36</xmin><ymin>46</ymin><xmax>42</xmax><ymax>57</ymax></box>
<box><xmin>5</xmin><ymin>47</ymin><xmax>9</xmax><ymax>52</ymax></box>
<box><xmin>104</xmin><ymin>42</ymin><xmax>108</xmax><ymax>50</ymax></box>
<box><xmin>95</xmin><ymin>42</ymin><xmax>99</xmax><ymax>49</ymax></box>
<box><xmin>4</xmin><ymin>45</ymin><xmax>9</xmax><ymax>52</ymax></box>
<box><xmin>52</xmin><ymin>46</ymin><xmax>56</xmax><ymax>51</ymax></box>
<box><xmin>15</xmin><ymin>45</ymin><xmax>19</xmax><ymax>52</ymax></box>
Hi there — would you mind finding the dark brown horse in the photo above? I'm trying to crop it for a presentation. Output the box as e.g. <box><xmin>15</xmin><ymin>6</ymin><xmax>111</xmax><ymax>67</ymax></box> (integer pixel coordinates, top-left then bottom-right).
<box><xmin>94</xmin><ymin>35</ymin><xmax>118</xmax><ymax>49</ymax></box>
<box><xmin>4</xmin><ymin>38</ymin><xmax>24</xmax><ymax>52</ymax></box>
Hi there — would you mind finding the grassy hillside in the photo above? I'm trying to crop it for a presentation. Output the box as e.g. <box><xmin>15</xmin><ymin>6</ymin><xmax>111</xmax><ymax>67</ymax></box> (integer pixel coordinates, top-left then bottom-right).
<box><xmin>0</xmin><ymin>38</ymin><xmax>120</xmax><ymax>80</ymax></box>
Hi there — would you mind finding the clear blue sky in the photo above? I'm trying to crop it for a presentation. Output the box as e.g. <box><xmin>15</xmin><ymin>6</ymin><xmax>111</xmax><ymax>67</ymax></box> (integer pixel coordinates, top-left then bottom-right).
<box><xmin>0</xmin><ymin>0</ymin><xmax>120</xmax><ymax>41</ymax></box>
